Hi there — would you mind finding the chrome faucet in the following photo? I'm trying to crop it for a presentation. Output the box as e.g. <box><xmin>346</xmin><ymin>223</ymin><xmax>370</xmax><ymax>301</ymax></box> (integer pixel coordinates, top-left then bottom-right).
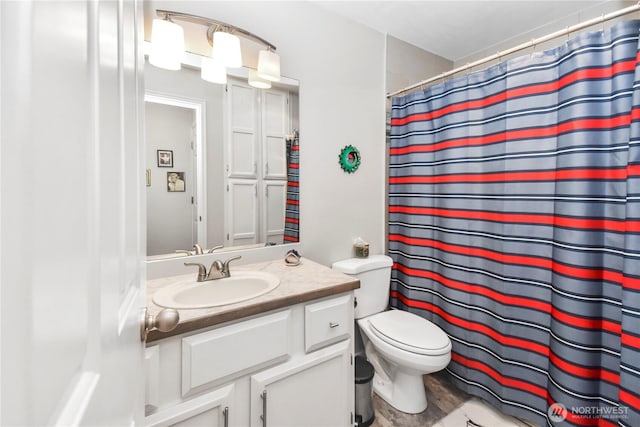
<box><xmin>176</xmin><ymin>244</ymin><xmax>205</xmax><ymax>256</ymax></box>
<box><xmin>184</xmin><ymin>255</ymin><xmax>242</xmax><ymax>282</ymax></box>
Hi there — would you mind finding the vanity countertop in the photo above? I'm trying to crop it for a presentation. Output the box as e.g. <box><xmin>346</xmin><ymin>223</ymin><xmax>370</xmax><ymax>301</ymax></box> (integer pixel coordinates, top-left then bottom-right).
<box><xmin>145</xmin><ymin>257</ymin><xmax>360</xmax><ymax>342</ymax></box>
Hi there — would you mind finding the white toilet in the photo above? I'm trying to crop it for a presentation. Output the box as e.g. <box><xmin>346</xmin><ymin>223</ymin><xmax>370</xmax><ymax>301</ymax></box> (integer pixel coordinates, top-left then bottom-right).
<box><xmin>332</xmin><ymin>255</ymin><xmax>451</xmax><ymax>414</ymax></box>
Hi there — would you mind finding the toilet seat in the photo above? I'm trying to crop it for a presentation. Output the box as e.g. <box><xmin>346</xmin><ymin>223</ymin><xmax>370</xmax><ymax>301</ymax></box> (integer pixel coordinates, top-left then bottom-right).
<box><xmin>367</xmin><ymin>310</ymin><xmax>450</xmax><ymax>356</ymax></box>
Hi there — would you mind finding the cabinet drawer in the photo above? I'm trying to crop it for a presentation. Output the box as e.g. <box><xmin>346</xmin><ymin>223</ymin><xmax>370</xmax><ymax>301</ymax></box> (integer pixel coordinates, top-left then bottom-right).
<box><xmin>305</xmin><ymin>294</ymin><xmax>352</xmax><ymax>352</ymax></box>
<box><xmin>182</xmin><ymin>310</ymin><xmax>291</xmax><ymax>396</ymax></box>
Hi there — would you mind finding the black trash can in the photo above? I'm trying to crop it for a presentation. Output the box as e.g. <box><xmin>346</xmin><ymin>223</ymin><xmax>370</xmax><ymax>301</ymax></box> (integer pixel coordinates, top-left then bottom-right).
<box><xmin>354</xmin><ymin>356</ymin><xmax>375</xmax><ymax>427</ymax></box>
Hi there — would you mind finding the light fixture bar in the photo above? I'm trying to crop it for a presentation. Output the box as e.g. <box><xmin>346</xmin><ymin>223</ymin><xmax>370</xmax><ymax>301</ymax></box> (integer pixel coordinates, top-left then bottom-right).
<box><xmin>156</xmin><ymin>9</ymin><xmax>277</xmax><ymax>51</ymax></box>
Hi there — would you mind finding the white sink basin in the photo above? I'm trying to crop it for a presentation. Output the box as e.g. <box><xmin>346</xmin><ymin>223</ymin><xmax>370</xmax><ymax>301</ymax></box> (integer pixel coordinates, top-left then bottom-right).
<box><xmin>153</xmin><ymin>271</ymin><xmax>280</xmax><ymax>309</ymax></box>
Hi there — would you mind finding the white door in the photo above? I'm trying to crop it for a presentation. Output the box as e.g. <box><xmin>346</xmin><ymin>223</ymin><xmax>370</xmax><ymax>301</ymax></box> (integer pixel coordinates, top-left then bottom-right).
<box><xmin>1</xmin><ymin>0</ymin><xmax>145</xmax><ymax>425</ymax></box>
<box><xmin>191</xmin><ymin>120</ymin><xmax>199</xmax><ymax>246</ymax></box>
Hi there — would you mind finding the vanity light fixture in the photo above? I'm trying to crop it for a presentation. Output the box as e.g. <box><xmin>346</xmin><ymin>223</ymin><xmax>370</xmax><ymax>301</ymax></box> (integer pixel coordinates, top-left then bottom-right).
<box><xmin>151</xmin><ymin>10</ymin><xmax>282</xmax><ymax>85</ymax></box>
<box><xmin>248</xmin><ymin>69</ymin><xmax>271</xmax><ymax>89</ymax></box>
<box><xmin>212</xmin><ymin>29</ymin><xmax>242</xmax><ymax>68</ymax></box>
<box><xmin>257</xmin><ymin>47</ymin><xmax>281</xmax><ymax>82</ymax></box>
<box><xmin>201</xmin><ymin>57</ymin><xmax>227</xmax><ymax>84</ymax></box>
<box><xmin>149</xmin><ymin>16</ymin><xmax>185</xmax><ymax>70</ymax></box>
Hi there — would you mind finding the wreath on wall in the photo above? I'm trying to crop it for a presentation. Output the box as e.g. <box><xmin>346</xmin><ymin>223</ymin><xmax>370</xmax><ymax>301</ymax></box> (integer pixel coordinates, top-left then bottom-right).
<box><xmin>338</xmin><ymin>145</ymin><xmax>361</xmax><ymax>173</ymax></box>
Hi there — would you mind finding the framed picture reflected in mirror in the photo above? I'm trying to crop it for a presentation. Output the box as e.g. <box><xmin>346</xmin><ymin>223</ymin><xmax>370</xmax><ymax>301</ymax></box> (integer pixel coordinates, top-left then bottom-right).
<box><xmin>157</xmin><ymin>150</ymin><xmax>173</xmax><ymax>167</ymax></box>
<box><xmin>167</xmin><ymin>172</ymin><xmax>185</xmax><ymax>192</ymax></box>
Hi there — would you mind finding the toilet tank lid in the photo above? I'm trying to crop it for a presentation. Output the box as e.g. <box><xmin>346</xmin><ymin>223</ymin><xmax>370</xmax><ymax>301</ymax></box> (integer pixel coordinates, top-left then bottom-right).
<box><xmin>331</xmin><ymin>255</ymin><xmax>393</xmax><ymax>275</ymax></box>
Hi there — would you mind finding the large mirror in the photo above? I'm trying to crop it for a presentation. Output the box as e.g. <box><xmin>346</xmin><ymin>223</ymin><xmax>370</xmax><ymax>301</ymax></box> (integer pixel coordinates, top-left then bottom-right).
<box><xmin>144</xmin><ymin>51</ymin><xmax>300</xmax><ymax>259</ymax></box>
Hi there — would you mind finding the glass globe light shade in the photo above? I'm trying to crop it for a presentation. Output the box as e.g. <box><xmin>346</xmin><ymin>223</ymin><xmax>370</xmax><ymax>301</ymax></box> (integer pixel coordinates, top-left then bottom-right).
<box><xmin>149</xmin><ymin>18</ymin><xmax>184</xmax><ymax>70</ymax></box>
<box><xmin>213</xmin><ymin>31</ymin><xmax>242</xmax><ymax>68</ymax></box>
<box><xmin>201</xmin><ymin>56</ymin><xmax>227</xmax><ymax>84</ymax></box>
<box><xmin>248</xmin><ymin>69</ymin><xmax>271</xmax><ymax>89</ymax></box>
<box><xmin>257</xmin><ymin>49</ymin><xmax>280</xmax><ymax>82</ymax></box>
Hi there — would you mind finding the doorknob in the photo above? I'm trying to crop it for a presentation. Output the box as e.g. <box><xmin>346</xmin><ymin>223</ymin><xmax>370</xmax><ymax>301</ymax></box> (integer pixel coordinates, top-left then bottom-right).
<box><xmin>140</xmin><ymin>308</ymin><xmax>179</xmax><ymax>342</ymax></box>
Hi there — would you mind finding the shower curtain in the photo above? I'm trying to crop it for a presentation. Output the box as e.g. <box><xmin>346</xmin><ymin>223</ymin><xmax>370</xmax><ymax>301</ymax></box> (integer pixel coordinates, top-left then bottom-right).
<box><xmin>284</xmin><ymin>131</ymin><xmax>299</xmax><ymax>243</ymax></box>
<box><xmin>389</xmin><ymin>20</ymin><xmax>640</xmax><ymax>427</ymax></box>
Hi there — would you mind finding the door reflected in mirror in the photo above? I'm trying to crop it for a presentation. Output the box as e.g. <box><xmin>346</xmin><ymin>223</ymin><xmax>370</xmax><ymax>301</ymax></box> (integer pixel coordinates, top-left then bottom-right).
<box><xmin>145</xmin><ymin>62</ymin><xmax>299</xmax><ymax>259</ymax></box>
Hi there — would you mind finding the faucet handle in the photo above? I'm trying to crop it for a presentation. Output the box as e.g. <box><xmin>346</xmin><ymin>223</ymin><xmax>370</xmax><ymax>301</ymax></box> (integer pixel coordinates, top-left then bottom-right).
<box><xmin>176</xmin><ymin>249</ymin><xmax>193</xmax><ymax>256</ymax></box>
<box><xmin>207</xmin><ymin>245</ymin><xmax>224</xmax><ymax>253</ymax></box>
<box><xmin>222</xmin><ymin>255</ymin><xmax>242</xmax><ymax>273</ymax></box>
<box><xmin>184</xmin><ymin>262</ymin><xmax>207</xmax><ymax>282</ymax></box>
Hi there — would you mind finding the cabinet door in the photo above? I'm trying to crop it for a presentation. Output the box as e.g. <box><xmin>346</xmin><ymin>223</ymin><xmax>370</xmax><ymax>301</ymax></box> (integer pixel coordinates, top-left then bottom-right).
<box><xmin>226</xmin><ymin>179</ymin><xmax>258</xmax><ymax>246</ymax></box>
<box><xmin>144</xmin><ymin>384</ymin><xmax>234</xmax><ymax>427</ymax></box>
<box><xmin>250</xmin><ymin>341</ymin><xmax>353</xmax><ymax>427</ymax></box>
<box><xmin>227</xmin><ymin>81</ymin><xmax>258</xmax><ymax>178</ymax></box>
<box><xmin>262</xmin><ymin>181</ymin><xmax>286</xmax><ymax>244</ymax></box>
<box><xmin>262</xmin><ymin>89</ymin><xmax>289</xmax><ymax>180</ymax></box>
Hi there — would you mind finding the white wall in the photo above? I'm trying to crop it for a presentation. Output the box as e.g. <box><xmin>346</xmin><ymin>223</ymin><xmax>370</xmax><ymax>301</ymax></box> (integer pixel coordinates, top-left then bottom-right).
<box><xmin>146</xmin><ymin>102</ymin><xmax>194</xmax><ymax>255</ymax></box>
<box><xmin>146</xmin><ymin>1</ymin><xmax>387</xmax><ymax>266</ymax></box>
<box><xmin>145</xmin><ymin>65</ymin><xmax>227</xmax><ymax>249</ymax></box>
<box><xmin>454</xmin><ymin>1</ymin><xmax>640</xmax><ymax>68</ymax></box>
<box><xmin>386</xmin><ymin>35</ymin><xmax>453</xmax><ymax>95</ymax></box>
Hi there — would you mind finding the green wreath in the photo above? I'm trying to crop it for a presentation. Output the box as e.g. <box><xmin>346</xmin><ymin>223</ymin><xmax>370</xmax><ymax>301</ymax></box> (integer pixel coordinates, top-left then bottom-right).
<box><xmin>338</xmin><ymin>145</ymin><xmax>361</xmax><ymax>173</ymax></box>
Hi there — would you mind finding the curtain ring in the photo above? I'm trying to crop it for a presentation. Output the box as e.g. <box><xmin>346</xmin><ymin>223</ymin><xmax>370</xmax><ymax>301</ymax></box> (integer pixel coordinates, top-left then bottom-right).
<box><xmin>530</xmin><ymin>39</ymin><xmax>537</xmax><ymax>57</ymax></box>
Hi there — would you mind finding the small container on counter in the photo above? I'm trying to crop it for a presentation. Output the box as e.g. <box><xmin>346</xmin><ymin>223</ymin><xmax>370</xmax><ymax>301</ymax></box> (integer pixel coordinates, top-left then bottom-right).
<box><xmin>353</xmin><ymin>237</ymin><xmax>369</xmax><ymax>258</ymax></box>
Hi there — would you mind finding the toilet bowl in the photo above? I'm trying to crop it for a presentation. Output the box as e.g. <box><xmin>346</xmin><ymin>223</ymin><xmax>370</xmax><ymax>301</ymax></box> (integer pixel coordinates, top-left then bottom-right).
<box><xmin>331</xmin><ymin>255</ymin><xmax>452</xmax><ymax>414</ymax></box>
<box><xmin>357</xmin><ymin>309</ymin><xmax>451</xmax><ymax>414</ymax></box>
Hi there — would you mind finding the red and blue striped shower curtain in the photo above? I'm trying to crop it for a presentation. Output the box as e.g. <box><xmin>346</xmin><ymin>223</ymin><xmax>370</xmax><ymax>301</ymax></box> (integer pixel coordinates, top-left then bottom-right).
<box><xmin>389</xmin><ymin>20</ymin><xmax>640</xmax><ymax>426</ymax></box>
<box><xmin>284</xmin><ymin>132</ymin><xmax>299</xmax><ymax>243</ymax></box>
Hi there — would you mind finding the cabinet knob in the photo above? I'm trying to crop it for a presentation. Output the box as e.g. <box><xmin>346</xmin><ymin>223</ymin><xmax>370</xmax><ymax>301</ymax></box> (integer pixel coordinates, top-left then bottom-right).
<box><xmin>140</xmin><ymin>308</ymin><xmax>180</xmax><ymax>342</ymax></box>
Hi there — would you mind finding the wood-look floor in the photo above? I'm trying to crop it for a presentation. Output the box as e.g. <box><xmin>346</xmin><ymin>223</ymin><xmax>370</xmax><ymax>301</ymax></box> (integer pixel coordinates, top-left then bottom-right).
<box><xmin>370</xmin><ymin>370</ymin><xmax>471</xmax><ymax>427</ymax></box>
<box><xmin>369</xmin><ymin>370</ymin><xmax>538</xmax><ymax>427</ymax></box>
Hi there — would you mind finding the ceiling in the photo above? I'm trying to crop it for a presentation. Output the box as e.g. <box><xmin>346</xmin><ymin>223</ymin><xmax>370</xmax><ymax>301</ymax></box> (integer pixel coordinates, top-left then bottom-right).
<box><xmin>312</xmin><ymin>1</ymin><xmax>634</xmax><ymax>63</ymax></box>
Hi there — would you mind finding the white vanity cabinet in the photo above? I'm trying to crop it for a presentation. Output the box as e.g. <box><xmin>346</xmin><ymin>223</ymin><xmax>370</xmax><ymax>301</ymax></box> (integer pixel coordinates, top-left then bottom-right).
<box><xmin>250</xmin><ymin>340</ymin><xmax>352</xmax><ymax>427</ymax></box>
<box><xmin>145</xmin><ymin>385</ymin><xmax>234</xmax><ymax>427</ymax></box>
<box><xmin>143</xmin><ymin>292</ymin><xmax>355</xmax><ymax>427</ymax></box>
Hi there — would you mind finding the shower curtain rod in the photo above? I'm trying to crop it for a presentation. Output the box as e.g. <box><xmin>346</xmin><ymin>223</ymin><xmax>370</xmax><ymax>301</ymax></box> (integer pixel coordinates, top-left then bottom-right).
<box><xmin>387</xmin><ymin>2</ymin><xmax>640</xmax><ymax>98</ymax></box>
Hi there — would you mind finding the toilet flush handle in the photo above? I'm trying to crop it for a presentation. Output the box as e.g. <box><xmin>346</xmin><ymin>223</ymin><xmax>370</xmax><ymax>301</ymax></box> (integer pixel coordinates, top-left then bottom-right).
<box><xmin>329</xmin><ymin>322</ymin><xmax>340</xmax><ymax>328</ymax></box>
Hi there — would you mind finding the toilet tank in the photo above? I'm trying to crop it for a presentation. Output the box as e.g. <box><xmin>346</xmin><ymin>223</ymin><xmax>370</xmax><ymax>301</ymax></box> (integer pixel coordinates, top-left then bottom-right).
<box><xmin>332</xmin><ymin>255</ymin><xmax>393</xmax><ymax>319</ymax></box>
